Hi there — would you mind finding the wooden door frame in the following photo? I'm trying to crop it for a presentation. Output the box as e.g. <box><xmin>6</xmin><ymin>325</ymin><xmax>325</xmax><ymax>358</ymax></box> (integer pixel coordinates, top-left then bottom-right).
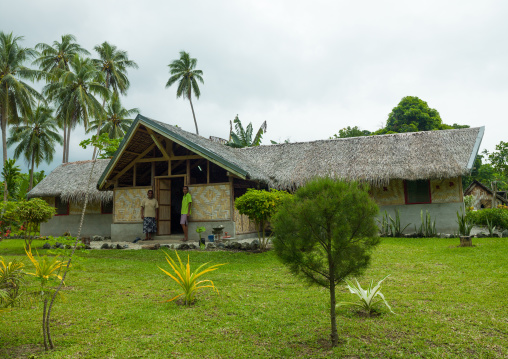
<box><xmin>155</xmin><ymin>175</ymin><xmax>187</xmax><ymax>235</ymax></box>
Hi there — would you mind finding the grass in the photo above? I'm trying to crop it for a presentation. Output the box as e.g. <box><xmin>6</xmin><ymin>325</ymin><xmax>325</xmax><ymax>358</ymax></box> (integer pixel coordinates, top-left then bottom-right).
<box><xmin>1</xmin><ymin>237</ymin><xmax>507</xmax><ymax>358</ymax></box>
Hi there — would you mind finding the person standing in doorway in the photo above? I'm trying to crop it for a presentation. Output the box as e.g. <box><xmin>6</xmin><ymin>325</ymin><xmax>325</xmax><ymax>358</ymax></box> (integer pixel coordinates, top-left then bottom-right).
<box><xmin>180</xmin><ymin>186</ymin><xmax>192</xmax><ymax>241</ymax></box>
<box><xmin>141</xmin><ymin>190</ymin><xmax>158</xmax><ymax>241</ymax></box>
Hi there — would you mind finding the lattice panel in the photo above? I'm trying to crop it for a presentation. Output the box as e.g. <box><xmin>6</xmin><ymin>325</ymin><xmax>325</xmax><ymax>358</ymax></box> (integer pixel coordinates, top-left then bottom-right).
<box><xmin>114</xmin><ymin>187</ymin><xmax>151</xmax><ymax>222</ymax></box>
<box><xmin>371</xmin><ymin>179</ymin><xmax>405</xmax><ymax>206</ymax></box>
<box><xmin>431</xmin><ymin>177</ymin><xmax>461</xmax><ymax>203</ymax></box>
<box><xmin>189</xmin><ymin>184</ymin><xmax>231</xmax><ymax>220</ymax></box>
<box><xmin>234</xmin><ymin>208</ymin><xmax>257</xmax><ymax>234</ymax></box>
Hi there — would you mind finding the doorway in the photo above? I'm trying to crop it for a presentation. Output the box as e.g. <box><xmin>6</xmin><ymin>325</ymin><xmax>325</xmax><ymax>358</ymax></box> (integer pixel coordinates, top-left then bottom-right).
<box><xmin>156</xmin><ymin>176</ymin><xmax>185</xmax><ymax>235</ymax></box>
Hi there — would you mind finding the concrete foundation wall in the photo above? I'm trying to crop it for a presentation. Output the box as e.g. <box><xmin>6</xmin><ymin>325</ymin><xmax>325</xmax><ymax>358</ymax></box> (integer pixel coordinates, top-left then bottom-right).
<box><xmin>40</xmin><ymin>214</ymin><xmax>112</xmax><ymax>237</ymax></box>
<box><xmin>379</xmin><ymin>202</ymin><xmax>465</xmax><ymax>234</ymax></box>
<box><xmin>111</xmin><ymin>223</ymin><xmax>142</xmax><ymax>241</ymax></box>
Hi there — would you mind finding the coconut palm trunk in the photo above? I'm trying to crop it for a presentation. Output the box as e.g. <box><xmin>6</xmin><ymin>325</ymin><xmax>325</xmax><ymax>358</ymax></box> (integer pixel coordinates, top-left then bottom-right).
<box><xmin>2</xmin><ymin>88</ymin><xmax>8</xmax><ymax>202</ymax></box>
<box><xmin>188</xmin><ymin>95</ymin><xmax>199</xmax><ymax>135</ymax></box>
<box><xmin>62</xmin><ymin>122</ymin><xmax>67</xmax><ymax>163</ymax></box>
<box><xmin>29</xmin><ymin>152</ymin><xmax>35</xmax><ymax>191</ymax></box>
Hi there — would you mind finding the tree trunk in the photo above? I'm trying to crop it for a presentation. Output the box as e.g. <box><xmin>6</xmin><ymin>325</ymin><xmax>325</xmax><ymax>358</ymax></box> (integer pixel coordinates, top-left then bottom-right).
<box><xmin>29</xmin><ymin>153</ymin><xmax>35</xmax><ymax>191</ymax></box>
<box><xmin>62</xmin><ymin>121</ymin><xmax>67</xmax><ymax>163</ymax></box>
<box><xmin>328</xmin><ymin>248</ymin><xmax>339</xmax><ymax>347</ymax></box>
<box><xmin>43</xmin><ymin>298</ymin><xmax>48</xmax><ymax>351</ymax></box>
<box><xmin>2</xmin><ymin>87</ymin><xmax>8</xmax><ymax>202</ymax></box>
<box><xmin>93</xmin><ymin>74</ymin><xmax>109</xmax><ymax>159</ymax></box>
<box><xmin>188</xmin><ymin>96</ymin><xmax>199</xmax><ymax>135</ymax></box>
<box><xmin>65</xmin><ymin>123</ymin><xmax>71</xmax><ymax>163</ymax></box>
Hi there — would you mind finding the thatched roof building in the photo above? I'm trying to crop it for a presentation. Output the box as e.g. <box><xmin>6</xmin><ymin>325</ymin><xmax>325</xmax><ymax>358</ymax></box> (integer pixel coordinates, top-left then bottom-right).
<box><xmin>98</xmin><ymin>115</ymin><xmax>484</xmax><ymax>191</ymax></box>
<box><xmin>28</xmin><ymin>160</ymin><xmax>113</xmax><ymax>204</ymax></box>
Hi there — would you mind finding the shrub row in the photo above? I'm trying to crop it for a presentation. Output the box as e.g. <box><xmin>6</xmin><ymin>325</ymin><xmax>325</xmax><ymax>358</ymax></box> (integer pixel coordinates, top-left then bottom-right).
<box><xmin>466</xmin><ymin>208</ymin><xmax>508</xmax><ymax>230</ymax></box>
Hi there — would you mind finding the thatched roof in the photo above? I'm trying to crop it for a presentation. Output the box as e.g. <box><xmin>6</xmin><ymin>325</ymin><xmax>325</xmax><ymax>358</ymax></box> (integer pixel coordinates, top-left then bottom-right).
<box><xmin>242</xmin><ymin>126</ymin><xmax>484</xmax><ymax>189</ymax></box>
<box><xmin>98</xmin><ymin>115</ymin><xmax>484</xmax><ymax>190</ymax></box>
<box><xmin>28</xmin><ymin>160</ymin><xmax>112</xmax><ymax>204</ymax></box>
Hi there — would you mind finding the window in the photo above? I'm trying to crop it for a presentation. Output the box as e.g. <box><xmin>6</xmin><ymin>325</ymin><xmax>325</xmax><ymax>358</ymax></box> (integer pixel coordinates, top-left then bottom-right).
<box><xmin>102</xmin><ymin>201</ymin><xmax>113</xmax><ymax>214</ymax></box>
<box><xmin>404</xmin><ymin>180</ymin><xmax>431</xmax><ymax>204</ymax></box>
<box><xmin>209</xmin><ymin>161</ymin><xmax>229</xmax><ymax>183</ymax></box>
<box><xmin>55</xmin><ymin>197</ymin><xmax>69</xmax><ymax>215</ymax></box>
<box><xmin>189</xmin><ymin>159</ymin><xmax>207</xmax><ymax>184</ymax></box>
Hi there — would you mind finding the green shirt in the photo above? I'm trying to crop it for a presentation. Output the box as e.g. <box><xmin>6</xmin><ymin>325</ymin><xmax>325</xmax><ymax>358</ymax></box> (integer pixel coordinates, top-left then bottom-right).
<box><xmin>181</xmin><ymin>193</ymin><xmax>192</xmax><ymax>215</ymax></box>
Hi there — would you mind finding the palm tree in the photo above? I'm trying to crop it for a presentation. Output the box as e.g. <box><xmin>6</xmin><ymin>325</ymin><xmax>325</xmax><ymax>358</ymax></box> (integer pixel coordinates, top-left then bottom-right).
<box><xmin>43</xmin><ymin>55</ymin><xmax>109</xmax><ymax>163</ymax></box>
<box><xmin>0</xmin><ymin>32</ymin><xmax>42</xmax><ymax>201</ymax></box>
<box><xmin>227</xmin><ymin>115</ymin><xmax>267</xmax><ymax>148</ymax></box>
<box><xmin>33</xmin><ymin>34</ymin><xmax>90</xmax><ymax>74</ymax></box>
<box><xmin>33</xmin><ymin>34</ymin><xmax>89</xmax><ymax>163</ymax></box>
<box><xmin>93</xmin><ymin>42</ymin><xmax>138</xmax><ymax>96</ymax></box>
<box><xmin>87</xmin><ymin>94</ymin><xmax>138</xmax><ymax>139</ymax></box>
<box><xmin>7</xmin><ymin>104</ymin><xmax>62</xmax><ymax>190</ymax></box>
<box><xmin>92</xmin><ymin>42</ymin><xmax>138</xmax><ymax>157</ymax></box>
<box><xmin>165</xmin><ymin>51</ymin><xmax>204</xmax><ymax>135</ymax></box>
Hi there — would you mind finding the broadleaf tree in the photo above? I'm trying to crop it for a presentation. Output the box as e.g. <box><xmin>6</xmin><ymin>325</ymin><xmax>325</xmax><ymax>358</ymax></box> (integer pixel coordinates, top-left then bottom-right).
<box><xmin>272</xmin><ymin>177</ymin><xmax>380</xmax><ymax>347</ymax></box>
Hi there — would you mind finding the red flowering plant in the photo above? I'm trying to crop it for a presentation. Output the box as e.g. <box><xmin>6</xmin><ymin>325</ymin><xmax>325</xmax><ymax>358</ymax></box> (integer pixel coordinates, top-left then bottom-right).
<box><xmin>0</xmin><ymin>201</ymin><xmax>21</xmax><ymax>240</ymax></box>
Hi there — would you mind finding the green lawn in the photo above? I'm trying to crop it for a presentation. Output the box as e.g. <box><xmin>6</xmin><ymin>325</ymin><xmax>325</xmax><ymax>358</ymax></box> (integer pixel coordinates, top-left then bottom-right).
<box><xmin>1</xmin><ymin>237</ymin><xmax>507</xmax><ymax>358</ymax></box>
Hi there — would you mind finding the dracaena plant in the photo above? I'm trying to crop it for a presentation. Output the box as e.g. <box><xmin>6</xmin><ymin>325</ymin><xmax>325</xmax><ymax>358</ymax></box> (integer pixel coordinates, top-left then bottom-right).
<box><xmin>336</xmin><ymin>275</ymin><xmax>395</xmax><ymax>316</ymax></box>
<box><xmin>158</xmin><ymin>250</ymin><xmax>225</xmax><ymax>306</ymax></box>
<box><xmin>24</xmin><ymin>246</ymin><xmax>67</xmax><ymax>293</ymax></box>
<box><xmin>0</xmin><ymin>257</ymin><xmax>26</xmax><ymax>309</ymax></box>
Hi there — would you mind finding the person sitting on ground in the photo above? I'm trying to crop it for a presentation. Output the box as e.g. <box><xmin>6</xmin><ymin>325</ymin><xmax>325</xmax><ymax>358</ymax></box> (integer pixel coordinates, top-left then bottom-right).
<box><xmin>141</xmin><ymin>190</ymin><xmax>158</xmax><ymax>241</ymax></box>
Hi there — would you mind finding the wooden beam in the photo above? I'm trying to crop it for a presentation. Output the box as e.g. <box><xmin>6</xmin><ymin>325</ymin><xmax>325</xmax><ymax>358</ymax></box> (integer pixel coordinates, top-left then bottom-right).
<box><xmin>207</xmin><ymin>160</ymin><xmax>210</xmax><ymax>184</ymax></box>
<box><xmin>146</xmin><ymin>128</ymin><xmax>170</xmax><ymax>159</ymax></box>
<box><xmin>112</xmin><ymin>143</ymin><xmax>157</xmax><ymax>180</ymax></box>
<box><xmin>151</xmin><ymin>162</ymin><xmax>155</xmax><ymax>189</ymax></box>
<box><xmin>133</xmin><ymin>163</ymin><xmax>136</xmax><ymax>186</ymax></box>
<box><xmin>124</xmin><ymin>150</ymin><xmax>141</xmax><ymax>156</ymax></box>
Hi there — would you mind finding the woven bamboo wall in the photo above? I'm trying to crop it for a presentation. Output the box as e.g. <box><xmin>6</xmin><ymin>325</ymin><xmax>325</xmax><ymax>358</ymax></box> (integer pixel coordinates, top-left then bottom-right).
<box><xmin>114</xmin><ymin>187</ymin><xmax>151</xmax><ymax>223</ymax></box>
<box><xmin>234</xmin><ymin>208</ymin><xmax>257</xmax><ymax>234</ymax></box>
<box><xmin>371</xmin><ymin>176</ymin><xmax>462</xmax><ymax>205</ymax></box>
<box><xmin>188</xmin><ymin>184</ymin><xmax>231</xmax><ymax>221</ymax></box>
<box><xmin>430</xmin><ymin>177</ymin><xmax>461</xmax><ymax>203</ymax></box>
<box><xmin>42</xmin><ymin>197</ymin><xmax>101</xmax><ymax>215</ymax></box>
<box><xmin>370</xmin><ymin>179</ymin><xmax>405</xmax><ymax>206</ymax></box>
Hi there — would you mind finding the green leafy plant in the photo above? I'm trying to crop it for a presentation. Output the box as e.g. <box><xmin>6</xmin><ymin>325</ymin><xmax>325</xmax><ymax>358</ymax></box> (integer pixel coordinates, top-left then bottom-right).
<box><xmin>158</xmin><ymin>250</ymin><xmax>225</xmax><ymax>306</ymax></box>
<box><xmin>388</xmin><ymin>209</ymin><xmax>411</xmax><ymax>237</ymax></box>
<box><xmin>196</xmin><ymin>226</ymin><xmax>206</xmax><ymax>249</ymax></box>
<box><xmin>464</xmin><ymin>194</ymin><xmax>475</xmax><ymax>212</ymax></box>
<box><xmin>25</xmin><ymin>245</ymin><xmax>67</xmax><ymax>290</ymax></box>
<box><xmin>486</xmin><ymin>218</ymin><xmax>496</xmax><ymax>236</ymax></box>
<box><xmin>235</xmin><ymin>188</ymin><xmax>291</xmax><ymax>249</ymax></box>
<box><xmin>457</xmin><ymin>210</ymin><xmax>474</xmax><ymax>236</ymax></box>
<box><xmin>0</xmin><ymin>257</ymin><xmax>26</xmax><ymax>309</ymax></box>
<box><xmin>272</xmin><ymin>178</ymin><xmax>380</xmax><ymax>347</ymax></box>
<box><xmin>377</xmin><ymin>211</ymin><xmax>390</xmax><ymax>236</ymax></box>
<box><xmin>337</xmin><ymin>275</ymin><xmax>394</xmax><ymax>316</ymax></box>
<box><xmin>80</xmin><ymin>133</ymin><xmax>122</xmax><ymax>159</ymax></box>
<box><xmin>18</xmin><ymin>199</ymin><xmax>56</xmax><ymax>247</ymax></box>
<box><xmin>415</xmin><ymin>210</ymin><xmax>437</xmax><ymax>237</ymax></box>
<box><xmin>466</xmin><ymin>208</ymin><xmax>508</xmax><ymax>230</ymax></box>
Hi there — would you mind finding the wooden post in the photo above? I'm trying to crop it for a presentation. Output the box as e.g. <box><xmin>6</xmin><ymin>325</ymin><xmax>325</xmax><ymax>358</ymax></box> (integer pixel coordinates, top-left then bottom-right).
<box><xmin>151</xmin><ymin>162</ymin><xmax>155</xmax><ymax>190</ymax></box>
<box><xmin>186</xmin><ymin>160</ymin><xmax>190</xmax><ymax>185</ymax></box>
<box><xmin>168</xmin><ymin>160</ymin><xmax>171</xmax><ymax>176</ymax></box>
<box><xmin>207</xmin><ymin>160</ymin><xmax>210</xmax><ymax>184</ymax></box>
<box><xmin>133</xmin><ymin>163</ymin><xmax>136</xmax><ymax>187</ymax></box>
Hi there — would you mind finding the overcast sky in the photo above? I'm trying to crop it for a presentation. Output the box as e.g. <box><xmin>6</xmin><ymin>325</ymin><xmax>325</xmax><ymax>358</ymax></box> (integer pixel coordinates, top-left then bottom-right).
<box><xmin>2</xmin><ymin>0</ymin><xmax>507</xmax><ymax>174</ymax></box>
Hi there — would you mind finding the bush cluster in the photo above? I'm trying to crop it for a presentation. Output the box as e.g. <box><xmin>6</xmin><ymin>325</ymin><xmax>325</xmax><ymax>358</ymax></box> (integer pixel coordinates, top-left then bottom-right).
<box><xmin>466</xmin><ymin>208</ymin><xmax>508</xmax><ymax>230</ymax></box>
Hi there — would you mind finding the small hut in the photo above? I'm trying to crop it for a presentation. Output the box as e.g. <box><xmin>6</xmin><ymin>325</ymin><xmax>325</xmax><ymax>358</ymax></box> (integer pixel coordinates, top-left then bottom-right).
<box><xmin>464</xmin><ymin>180</ymin><xmax>508</xmax><ymax>209</ymax></box>
<box><xmin>28</xmin><ymin>160</ymin><xmax>113</xmax><ymax>237</ymax></box>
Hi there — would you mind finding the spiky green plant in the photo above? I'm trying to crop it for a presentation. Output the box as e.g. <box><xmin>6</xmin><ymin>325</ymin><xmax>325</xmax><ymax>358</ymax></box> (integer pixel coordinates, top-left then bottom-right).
<box><xmin>377</xmin><ymin>211</ymin><xmax>390</xmax><ymax>236</ymax></box>
<box><xmin>158</xmin><ymin>250</ymin><xmax>225</xmax><ymax>306</ymax></box>
<box><xmin>388</xmin><ymin>209</ymin><xmax>411</xmax><ymax>237</ymax></box>
<box><xmin>0</xmin><ymin>257</ymin><xmax>26</xmax><ymax>308</ymax></box>
<box><xmin>337</xmin><ymin>275</ymin><xmax>394</xmax><ymax>316</ymax></box>
<box><xmin>486</xmin><ymin>218</ymin><xmax>496</xmax><ymax>236</ymax></box>
<box><xmin>457</xmin><ymin>210</ymin><xmax>474</xmax><ymax>236</ymax></box>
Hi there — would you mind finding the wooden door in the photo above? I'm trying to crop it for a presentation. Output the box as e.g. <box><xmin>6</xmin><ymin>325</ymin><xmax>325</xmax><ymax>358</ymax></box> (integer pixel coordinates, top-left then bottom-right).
<box><xmin>157</xmin><ymin>179</ymin><xmax>171</xmax><ymax>235</ymax></box>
